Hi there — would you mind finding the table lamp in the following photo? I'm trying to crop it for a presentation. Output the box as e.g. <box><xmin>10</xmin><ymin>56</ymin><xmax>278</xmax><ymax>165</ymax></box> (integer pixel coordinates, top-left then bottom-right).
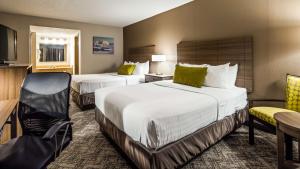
<box><xmin>151</xmin><ymin>55</ymin><xmax>166</xmax><ymax>75</ymax></box>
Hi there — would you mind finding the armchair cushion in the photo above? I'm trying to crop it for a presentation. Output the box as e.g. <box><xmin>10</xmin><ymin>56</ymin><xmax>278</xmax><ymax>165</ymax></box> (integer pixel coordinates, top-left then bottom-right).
<box><xmin>286</xmin><ymin>74</ymin><xmax>300</xmax><ymax>112</ymax></box>
<box><xmin>249</xmin><ymin>107</ymin><xmax>296</xmax><ymax>126</ymax></box>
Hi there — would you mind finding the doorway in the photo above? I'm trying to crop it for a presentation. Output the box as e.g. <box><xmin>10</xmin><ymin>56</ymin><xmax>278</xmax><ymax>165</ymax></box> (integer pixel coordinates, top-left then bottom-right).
<box><xmin>30</xmin><ymin>26</ymin><xmax>80</xmax><ymax>74</ymax></box>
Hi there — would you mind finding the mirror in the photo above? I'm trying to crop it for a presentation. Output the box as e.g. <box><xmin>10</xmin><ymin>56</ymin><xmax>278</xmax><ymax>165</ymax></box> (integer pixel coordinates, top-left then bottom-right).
<box><xmin>39</xmin><ymin>43</ymin><xmax>66</xmax><ymax>62</ymax></box>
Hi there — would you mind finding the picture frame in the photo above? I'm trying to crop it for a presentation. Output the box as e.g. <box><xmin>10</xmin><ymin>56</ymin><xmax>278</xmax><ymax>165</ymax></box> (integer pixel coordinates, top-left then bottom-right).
<box><xmin>93</xmin><ymin>36</ymin><xmax>114</xmax><ymax>54</ymax></box>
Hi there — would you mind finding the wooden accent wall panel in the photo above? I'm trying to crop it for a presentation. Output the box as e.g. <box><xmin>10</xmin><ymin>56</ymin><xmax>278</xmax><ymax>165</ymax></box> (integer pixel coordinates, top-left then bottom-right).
<box><xmin>30</xmin><ymin>32</ymin><xmax>37</xmax><ymax>72</ymax></box>
<box><xmin>177</xmin><ymin>37</ymin><xmax>253</xmax><ymax>92</ymax></box>
<box><xmin>0</xmin><ymin>66</ymin><xmax>28</xmax><ymax>143</ymax></box>
<box><xmin>74</xmin><ymin>36</ymin><xmax>79</xmax><ymax>74</ymax></box>
<box><xmin>0</xmin><ymin>66</ymin><xmax>28</xmax><ymax>100</ymax></box>
<box><xmin>124</xmin><ymin>45</ymin><xmax>155</xmax><ymax>63</ymax></box>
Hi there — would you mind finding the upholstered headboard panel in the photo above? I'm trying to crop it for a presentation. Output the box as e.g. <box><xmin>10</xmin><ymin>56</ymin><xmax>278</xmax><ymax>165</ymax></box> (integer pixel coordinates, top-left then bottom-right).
<box><xmin>177</xmin><ymin>37</ymin><xmax>253</xmax><ymax>92</ymax></box>
<box><xmin>124</xmin><ymin>45</ymin><xmax>155</xmax><ymax>63</ymax></box>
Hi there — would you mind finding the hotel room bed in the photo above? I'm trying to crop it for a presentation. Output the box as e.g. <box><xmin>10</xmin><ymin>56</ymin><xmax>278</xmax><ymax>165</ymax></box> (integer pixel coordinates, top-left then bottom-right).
<box><xmin>71</xmin><ymin>45</ymin><xmax>155</xmax><ymax>110</ymax></box>
<box><xmin>95</xmin><ymin>81</ymin><xmax>247</xmax><ymax>149</ymax></box>
<box><xmin>95</xmin><ymin>81</ymin><xmax>248</xmax><ymax>168</ymax></box>
<box><xmin>71</xmin><ymin>73</ymin><xmax>145</xmax><ymax>110</ymax></box>
<box><xmin>94</xmin><ymin>37</ymin><xmax>253</xmax><ymax>168</ymax></box>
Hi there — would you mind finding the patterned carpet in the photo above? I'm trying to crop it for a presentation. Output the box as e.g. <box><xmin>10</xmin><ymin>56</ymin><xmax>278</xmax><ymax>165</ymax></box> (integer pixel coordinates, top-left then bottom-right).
<box><xmin>48</xmin><ymin>102</ymin><xmax>278</xmax><ymax>169</ymax></box>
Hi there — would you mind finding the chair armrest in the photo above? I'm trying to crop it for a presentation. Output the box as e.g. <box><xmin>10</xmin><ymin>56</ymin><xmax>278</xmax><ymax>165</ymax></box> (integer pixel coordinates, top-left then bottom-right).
<box><xmin>42</xmin><ymin>121</ymin><xmax>73</xmax><ymax>140</ymax></box>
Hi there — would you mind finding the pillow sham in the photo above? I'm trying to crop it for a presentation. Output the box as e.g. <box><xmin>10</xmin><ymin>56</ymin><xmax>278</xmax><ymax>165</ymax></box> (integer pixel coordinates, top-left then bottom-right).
<box><xmin>141</xmin><ymin>61</ymin><xmax>149</xmax><ymax>74</ymax></box>
<box><xmin>124</xmin><ymin>61</ymin><xmax>149</xmax><ymax>74</ymax></box>
<box><xmin>124</xmin><ymin>61</ymin><xmax>132</xmax><ymax>65</ymax></box>
<box><xmin>117</xmin><ymin>64</ymin><xmax>136</xmax><ymax>75</ymax></box>
<box><xmin>204</xmin><ymin>63</ymin><xmax>230</xmax><ymax>88</ymax></box>
<box><xmin>173</xmin><ymin>65</ymin><xmax>207</xmax><ymax>88</ymax></box>
<box><xmin>132</xmin><ymin>63</ymin><xmax>144</xmax><ymax>75</ymax></box>
<box><xmin>227</xmin><ymin>64</ymin><xmax>238</xmax><ymax>88</ymax></box>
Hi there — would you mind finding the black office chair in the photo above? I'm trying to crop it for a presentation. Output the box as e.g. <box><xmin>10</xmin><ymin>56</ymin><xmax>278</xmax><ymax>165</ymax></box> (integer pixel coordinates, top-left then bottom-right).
<box><xmin>0</xmin><ymin>72</ymin><xmax>72</xmax><ymax>169</ymax></box>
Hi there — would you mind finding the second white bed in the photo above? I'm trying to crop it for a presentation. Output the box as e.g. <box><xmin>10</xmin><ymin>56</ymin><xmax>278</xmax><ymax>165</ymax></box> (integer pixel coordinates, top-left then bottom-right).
<box><xmin>95</xmin><ymin>80</ymin><xmax>247</xmax><ymax>149</ymax></box>
<box><xmin>72</xmin><ymin>72</ymin><xmax>145</xmax><ymax>94</ymax></box>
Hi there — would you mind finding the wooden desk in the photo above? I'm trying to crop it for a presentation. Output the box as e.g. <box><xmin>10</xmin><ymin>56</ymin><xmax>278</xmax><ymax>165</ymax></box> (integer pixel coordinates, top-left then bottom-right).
<box><xmin>0</xmin><ymin>64</ymin><xmax>29</xmax><ymax>100</ymax></box>
<box><xmin>0</xmin><ymin>65</ymin><xmax>29</xmax><ymax>143</ymax></box>
<box><xmin>0</xmin><ymin>99</ymin><xmax>18</xmax><ymax>143</ymax></box>
<box><xmin>274</xmin><ymin>112</ymin><xmax>300</xmax><ymax>169</ymax></box>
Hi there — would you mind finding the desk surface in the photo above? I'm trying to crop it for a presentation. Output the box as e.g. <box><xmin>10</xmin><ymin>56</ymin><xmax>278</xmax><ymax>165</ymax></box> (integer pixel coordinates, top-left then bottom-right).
<box><xmin>0</xmin><ymin>99</ymin><xmax>18</xmax><ymax>129</ymax></box>
<box><xmin>0</xmin><ymin>64</ymin><xmax>30</xmax><ymax>69</ymax></box>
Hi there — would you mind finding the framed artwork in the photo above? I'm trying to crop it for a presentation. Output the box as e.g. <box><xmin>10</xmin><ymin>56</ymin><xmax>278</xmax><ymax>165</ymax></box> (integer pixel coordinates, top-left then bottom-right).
<box><xmin>93</xmin><ymin>36</ymin><xmax>114</xmax><ymax>54</ymax></box>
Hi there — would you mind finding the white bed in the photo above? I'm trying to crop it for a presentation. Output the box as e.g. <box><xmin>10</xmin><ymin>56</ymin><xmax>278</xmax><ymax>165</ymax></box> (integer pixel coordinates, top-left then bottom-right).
<box><xmin>72</xmin><ymin>72</ymin><xmax>145</xmax><ymax>94</ymax></box>
<box><xmin>95</xmin><ymin>80</ymin><xmax>247</xmax><ymax>149</ymax></box>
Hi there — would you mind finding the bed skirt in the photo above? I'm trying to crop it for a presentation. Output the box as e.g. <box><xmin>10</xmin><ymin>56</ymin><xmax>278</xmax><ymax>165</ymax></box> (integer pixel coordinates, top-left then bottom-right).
<box><xmin>71</xmin><ymin>88</ymin><xmax>95</xmax><ymax>110</ymax></box>
<box><xmin>95</xmin><ymin>107</ymin><xmax>248</xmax><ymax>169</ymax></box>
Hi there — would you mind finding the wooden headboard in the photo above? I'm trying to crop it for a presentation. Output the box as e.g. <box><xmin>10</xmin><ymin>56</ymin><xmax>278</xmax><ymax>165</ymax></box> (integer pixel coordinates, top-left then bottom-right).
<box><xmin>124</xmin><ymin>45</ymin><xmax>155</xmax><ymax>63</ymax></box>
<box><xmin>177</xmin><ymin>37</ymin><xmax>253</xmax><ymax>92</ymax></box>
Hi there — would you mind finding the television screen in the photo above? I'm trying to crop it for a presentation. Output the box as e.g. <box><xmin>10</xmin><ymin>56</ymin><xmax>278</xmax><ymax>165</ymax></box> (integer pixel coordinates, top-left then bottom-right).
<box><xmin>0</xmin><ymin>25</ymin><xmax>17</xmax><ymax>63</ymax></box>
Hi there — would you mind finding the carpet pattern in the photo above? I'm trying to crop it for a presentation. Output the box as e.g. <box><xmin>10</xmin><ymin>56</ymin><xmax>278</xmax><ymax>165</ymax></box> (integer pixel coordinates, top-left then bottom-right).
<box><xmin>48</xmin><ymin>102</ymin><xmax>279</xmax><ymax>169</ymax></box>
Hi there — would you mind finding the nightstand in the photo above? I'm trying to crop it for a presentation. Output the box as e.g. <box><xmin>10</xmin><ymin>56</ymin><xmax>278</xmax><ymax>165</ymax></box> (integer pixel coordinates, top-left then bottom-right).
<box><xmin>145</xmin><ymin>74</ymin><xmax>173</xmax><ymax>83</ymax></box>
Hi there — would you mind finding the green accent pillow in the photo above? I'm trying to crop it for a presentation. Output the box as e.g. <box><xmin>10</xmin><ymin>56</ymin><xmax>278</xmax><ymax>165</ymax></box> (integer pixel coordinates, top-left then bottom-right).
<box><xmin>286</xmin><ymin>74</ymin><xmax>300</xmax><ymax>112</ymax></box>
<box><xmin>173</xmin><ymin>65</ymin><xmax>207</xmax><ymax>88</ymax></box>
<box><xmin>118</xmin><ymin>64</ymin><xmax>136</xmax><ymax>75</ymax></box>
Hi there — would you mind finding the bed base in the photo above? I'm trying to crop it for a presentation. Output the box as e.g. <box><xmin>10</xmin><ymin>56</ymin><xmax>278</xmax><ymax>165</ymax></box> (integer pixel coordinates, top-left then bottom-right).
<box><xmin>71</xmin><ymin>88</ymin><xmax>95</xmax><ymax>110</ymax></box>
<box><xmin>95</xmin><ymin>107</ymin><xmax>248</xmax><ymax>169</ymax></box>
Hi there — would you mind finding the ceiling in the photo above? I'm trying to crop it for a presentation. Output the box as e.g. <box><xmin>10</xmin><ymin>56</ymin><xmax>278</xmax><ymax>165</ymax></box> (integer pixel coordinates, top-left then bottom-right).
<box><xmin>0</xmin><ymin>0</ymin><xmax>193</xmax><ymax>27</ymax></box>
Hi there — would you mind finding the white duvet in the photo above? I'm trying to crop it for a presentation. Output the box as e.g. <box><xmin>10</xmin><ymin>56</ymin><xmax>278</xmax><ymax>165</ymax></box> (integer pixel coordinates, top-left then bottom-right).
<box><xmin>71</xmin><ymin>73</ymin><xmax>145</xmax><ymax>94</ymax></box>
<box><xmin>95</xmin><ymin>80</ymin><xmax>247</xmax><ymax>149</ymax></box>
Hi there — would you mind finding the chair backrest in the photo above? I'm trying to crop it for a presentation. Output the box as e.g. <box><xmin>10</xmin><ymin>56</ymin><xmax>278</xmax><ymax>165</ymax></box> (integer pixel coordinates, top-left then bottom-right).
<box><xmin>18</xmin><ymin>72</ymin><xmax>71</xmax><ymax>136</ymax></box>
<box><xmin>286</xmin><ymin>74</ymin><xmax>300</xmax><ymax>112</ymax></box>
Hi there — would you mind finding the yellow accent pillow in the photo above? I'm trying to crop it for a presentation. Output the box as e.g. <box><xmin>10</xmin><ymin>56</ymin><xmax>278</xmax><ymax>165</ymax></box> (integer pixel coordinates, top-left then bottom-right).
<box><xmin>117</xmin><ymin>64</ymin><xmax>136</xmax><ymax>75</ymax></box>
<box><xmin>173</xmin><ymin>65</ymin><xmax>207</xmax><ymax>88</ymax></box>
<box><xmin>249</xmin><ymin>107</ymin><xmax>296</xmax><ymax>126</ymax></box>
<box><xmin>286</xmin><ymin>74</ymin><xmax>300</xmax><ymax>112</ymax></box>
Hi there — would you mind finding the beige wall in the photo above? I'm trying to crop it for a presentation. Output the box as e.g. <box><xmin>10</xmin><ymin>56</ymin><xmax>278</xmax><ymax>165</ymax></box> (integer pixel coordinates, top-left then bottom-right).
<box><xmin>124</xmin><ymin>0</ymin><xmax>300</xmax><ymax>99</ymax></box>
<box><xmin>0</xmin><ymin>12</ymin><xmax>123</xmax><ymax>74</ymax></box>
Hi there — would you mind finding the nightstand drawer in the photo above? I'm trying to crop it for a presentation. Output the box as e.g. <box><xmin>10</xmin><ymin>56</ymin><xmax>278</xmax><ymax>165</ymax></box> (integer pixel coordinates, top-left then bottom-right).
<box><xmin>145</xmin><ymin>76</ymin><xmax>160</xmax><ymax>82</ymax></box>
<box><xmin>145</xmin><ymin>74</ymin><xmax>173</xmax><ymax>83</ymax></box>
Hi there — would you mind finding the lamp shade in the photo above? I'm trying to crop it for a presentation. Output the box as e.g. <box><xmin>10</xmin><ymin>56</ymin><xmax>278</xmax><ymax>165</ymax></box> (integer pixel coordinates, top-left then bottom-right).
<box><xmin>152</xmin><ymin>55</ymin><xmax>166</xmax><ymax>62</ymax></box>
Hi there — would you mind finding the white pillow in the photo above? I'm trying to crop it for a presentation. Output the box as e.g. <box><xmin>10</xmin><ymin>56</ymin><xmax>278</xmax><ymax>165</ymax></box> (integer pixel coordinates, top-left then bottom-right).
<box><xmin>204</xmin><ymin>63</ymin><xmax>230</xmax><ymax>88</ymax></box>
<box><xmin>123</xmin><ymin>61</ymin><xmax>149</xmax><ymax>74</ymax></box>
<box><xmin>141</xmin><ymin>61</ymin><xmax>149</xmax><ymax>74</ymax></box>
<box><xmin>179</xmin><ymin>63</ymin><xmax>208</xmax><ymax>67</ymax></box>
<box><xmin>124</xmin><ymin>61</ymin><xmax>134</xmax><ymax>65</ymax></box>
<box><xmin>227</xmin><ymin>64</ymin><xmax>238</xmax><ymax>88</ymax></box>
<box><xmin>132</xmin><ymin>62</ymin><xmax>145</xmax><ymax>75</ymax></box>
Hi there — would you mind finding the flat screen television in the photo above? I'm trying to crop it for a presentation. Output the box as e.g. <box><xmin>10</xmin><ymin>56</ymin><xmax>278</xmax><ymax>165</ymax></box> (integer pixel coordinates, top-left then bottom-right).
<box><xmin>0</xmin><ymin>24</ymin><xmax>17</xmax><ymax>65</ymax></box>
